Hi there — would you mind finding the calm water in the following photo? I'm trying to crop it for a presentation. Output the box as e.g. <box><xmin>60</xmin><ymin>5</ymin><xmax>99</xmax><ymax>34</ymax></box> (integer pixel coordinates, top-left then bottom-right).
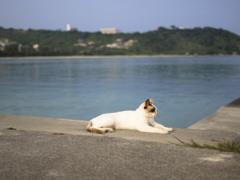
<box><xmin>0</xmin><ymin>56</ymin><xmax>240</xmax><ymax>128</ymax></box>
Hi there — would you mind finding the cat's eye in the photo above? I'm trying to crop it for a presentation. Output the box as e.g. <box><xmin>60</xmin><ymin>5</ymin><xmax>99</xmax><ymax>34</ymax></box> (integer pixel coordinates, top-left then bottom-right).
<box><xmin>150</xmin><ymin>108</ymin><xmax>155</xmax><ymax>112</ymax></box>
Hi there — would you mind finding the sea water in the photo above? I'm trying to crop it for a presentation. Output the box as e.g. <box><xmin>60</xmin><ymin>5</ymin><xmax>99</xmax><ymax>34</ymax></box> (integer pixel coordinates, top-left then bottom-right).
<box><xmin>0</xmin><ymin>56</ymin><xmax>239</xmax><ymax>128</ymax></box>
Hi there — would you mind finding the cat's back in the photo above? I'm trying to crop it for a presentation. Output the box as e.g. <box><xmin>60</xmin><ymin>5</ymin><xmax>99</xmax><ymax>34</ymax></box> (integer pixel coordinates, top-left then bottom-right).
<box><xmin>91</xmin><ymin>110</ymin><xmax>135</xmax><ymax>121</ymax></box>
<box><xmin>113</xmin><ymin>110</ymin><xmax>139</xmax><ymax>129</ymax></box>
<box><xmin>90</xmin><ymin>110</ymin><xmax>140</xmax><ymax>130</ymax></box>
<box><xmin>114</xmin><ymin>110</ymin><xmax>136</xmax><ymax>118</ymax></box>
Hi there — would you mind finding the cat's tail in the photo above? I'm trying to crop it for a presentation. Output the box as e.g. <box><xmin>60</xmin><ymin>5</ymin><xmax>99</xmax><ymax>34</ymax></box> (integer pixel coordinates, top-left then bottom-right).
<box><xmin>86</xmin><ymin>120</ymin><xmax>106</xmax><ymax>134</ymax></box>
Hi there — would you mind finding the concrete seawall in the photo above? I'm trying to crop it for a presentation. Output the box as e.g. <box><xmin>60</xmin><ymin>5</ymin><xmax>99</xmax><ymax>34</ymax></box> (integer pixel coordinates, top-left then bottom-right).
<box><xmin>0</xmin><ymin>98</ymin><xmax>240</xmax><ymax>179</ymax></box>
<box><xmin>189</xmin><ymin>97</ymin><xmax>240</xmax><ymax>134</ymax></box>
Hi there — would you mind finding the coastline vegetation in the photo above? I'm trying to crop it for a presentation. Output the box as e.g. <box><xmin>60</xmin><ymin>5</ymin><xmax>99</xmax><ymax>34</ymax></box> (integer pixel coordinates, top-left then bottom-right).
<box><xmin>172</xmin><ymin>136</ymin><xmax>240</xmax><ymax>153</ymax></box>
<box><xmin>0</xmin><ymin>26</ymin><xmax>240</xmax><ymax>57</ymax></box>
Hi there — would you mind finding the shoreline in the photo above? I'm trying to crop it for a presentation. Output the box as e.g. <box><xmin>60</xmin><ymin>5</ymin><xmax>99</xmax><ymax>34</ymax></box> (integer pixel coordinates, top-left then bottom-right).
<box><xmin>0</xmin><ymin>54</ymin><xmax>239</xmax><ymax>60</ymax></box>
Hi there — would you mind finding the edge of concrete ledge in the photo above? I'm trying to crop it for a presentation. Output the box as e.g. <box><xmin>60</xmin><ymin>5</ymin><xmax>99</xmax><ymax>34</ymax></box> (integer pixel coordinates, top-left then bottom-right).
<box><xmin>189</xmin><ymin>97</ymin><xmax>240</xmax><ymax>135</ymax></box>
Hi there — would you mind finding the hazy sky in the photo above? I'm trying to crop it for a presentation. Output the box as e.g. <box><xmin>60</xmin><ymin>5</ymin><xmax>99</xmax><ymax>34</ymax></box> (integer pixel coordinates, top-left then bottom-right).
<box><xmin>1</xmin><ymin>0</ymin><xmax>240</xmax><ymax>35</ymax></box>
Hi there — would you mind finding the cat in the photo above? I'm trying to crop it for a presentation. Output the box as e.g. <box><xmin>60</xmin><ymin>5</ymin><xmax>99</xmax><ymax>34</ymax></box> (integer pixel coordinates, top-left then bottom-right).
<box><xmin>86</xmin><ymin>98</ymin><xmax>173</xmax><ymax>134</ymax></box>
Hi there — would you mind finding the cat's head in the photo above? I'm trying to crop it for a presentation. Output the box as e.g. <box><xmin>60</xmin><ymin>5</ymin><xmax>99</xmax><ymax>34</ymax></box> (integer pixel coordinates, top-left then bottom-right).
<box><xmin>141</xmin><ymin>98</ymin><xmax>158</xmax><ymax>118</ymax></box>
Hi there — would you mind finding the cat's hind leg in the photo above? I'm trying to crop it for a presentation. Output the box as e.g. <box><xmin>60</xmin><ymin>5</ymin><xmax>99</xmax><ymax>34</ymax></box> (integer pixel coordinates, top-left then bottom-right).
<box><xmin>87</xmin><ymin>121</ymin><xmax>114</xmax><ymax>134</ymax></box>
<box><xmin>87</xmin><ymin>115</ymin><xmax>115</xmax><ymax>134</ymax></box>
<box><xmin>101</xmin><ymin>127</ymin><xmax>114</xmax><ymax>133</ymax></box>
<box><xmin>87</xmin><ymin>126</ymin><xmax>113</xmax><ymax>134</ymax></box>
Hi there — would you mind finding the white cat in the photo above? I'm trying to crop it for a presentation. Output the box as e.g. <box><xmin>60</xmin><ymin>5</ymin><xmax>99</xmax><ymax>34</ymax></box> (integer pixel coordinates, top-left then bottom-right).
<box><xmin>86</xmin><ymin>99</ymin><xmax>173</xmax><ymax>134</ymax></box>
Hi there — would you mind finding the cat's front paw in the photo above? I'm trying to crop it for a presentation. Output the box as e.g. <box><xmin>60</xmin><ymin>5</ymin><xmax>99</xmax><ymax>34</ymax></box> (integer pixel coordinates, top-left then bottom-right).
<box><xmin>160</xmin><ymin>130</ymin><xmax>169</xmax><ymax>134</ymax></box>
<box><xmin>166</xmin><ymin>127</ymin><xmax>173</xmax><ymax>132</ymax></box>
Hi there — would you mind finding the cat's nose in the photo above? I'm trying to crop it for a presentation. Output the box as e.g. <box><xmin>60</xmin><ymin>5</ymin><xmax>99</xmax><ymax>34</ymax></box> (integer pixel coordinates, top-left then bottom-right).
<box><xmin>156</xmin><ymin>112</ymin><xmax>158</xmax><ymax>116</ymax></box>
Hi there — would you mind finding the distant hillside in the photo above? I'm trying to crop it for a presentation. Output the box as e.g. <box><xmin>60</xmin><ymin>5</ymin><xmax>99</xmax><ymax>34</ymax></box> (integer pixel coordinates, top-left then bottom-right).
<box><xmin>0</xmin><ymin>26</ymin><xmax>240</xmax><ymax>56</ymax></box>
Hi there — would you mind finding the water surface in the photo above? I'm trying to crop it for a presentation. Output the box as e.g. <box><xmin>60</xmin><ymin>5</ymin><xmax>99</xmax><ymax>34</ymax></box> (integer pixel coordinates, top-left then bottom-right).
<box><xmin>0</xmin><ymin>56</ymin><xmax>239</xmax><ymax>128</ymax></box>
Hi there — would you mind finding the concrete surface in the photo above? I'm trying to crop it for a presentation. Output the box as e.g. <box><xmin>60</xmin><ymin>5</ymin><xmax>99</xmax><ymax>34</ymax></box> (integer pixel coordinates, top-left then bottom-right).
<box><xmin>189</xmin><ymin>98</ymin><xmax>240</xmax><ymax>134</ymax></box>
<box><xmin>1</xmin><ymin>128</ymin><xmax>239</xmax><ymax>180</ymax></box>
<box><xmin>0</xmin><ymin>98</ymin><xmax>240</xmax><ymax>180</ymax></box>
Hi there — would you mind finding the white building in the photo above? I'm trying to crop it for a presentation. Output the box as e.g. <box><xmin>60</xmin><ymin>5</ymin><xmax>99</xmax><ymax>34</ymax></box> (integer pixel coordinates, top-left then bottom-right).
<box><xmin>100</xmin><ymin>28</ymin><xmax>121</xmax><ymax>34</ymax></box>
<box><xmin>0</xmin><ymin>38</ymin><xmax>16</xmax><ymax>51</ymax></box>
<box><xmin>67</xmin><ymin>24</ymin><xmax>71</xmax><ymax>31</ymax></box>
<box><xmin>33</xmin><ymin>44</ymin><xmax>39</xmax><ymax>52</ymax></box>
<box><xmin>178</xmin><ymin>26</ymin><xmax>188</xmax><ymax>30</ymax></box>
<box><xmin>67</xmin><ymin>24</ymin><xmax>78</xmax><ymax>31</ymax></box>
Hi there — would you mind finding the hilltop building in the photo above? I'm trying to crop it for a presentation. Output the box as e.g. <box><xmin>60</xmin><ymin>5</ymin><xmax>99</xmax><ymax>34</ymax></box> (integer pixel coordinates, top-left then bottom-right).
<box><xmin>178</xmin><ymin>26</ymin><xmax>188</xmax><ymax>30</ymax></box>
<box><xmin>66</xmin><ymin>24</ymin><xmax>78</xmax><ymax>31</ymax></box>
<box><xmin>67</xmin><ymin>24</ymin><xmax>71</xmax><ymax>31</ymax></box>
<box><xmin>100</xmin><ymin>28</ymin><xmax>121</xmax><ymax>34</ymax></box>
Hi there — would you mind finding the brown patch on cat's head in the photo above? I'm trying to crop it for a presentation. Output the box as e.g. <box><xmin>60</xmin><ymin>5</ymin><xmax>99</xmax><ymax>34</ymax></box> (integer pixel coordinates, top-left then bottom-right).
<box><xmin>144</xmin><ymin>98</ymin><xmax>154</xmax><ymax>108</ymax></box>
<box><xmin>144</xmin><ymin>99</ymin><xmax>151</xmax><ymax>109</ymax></box>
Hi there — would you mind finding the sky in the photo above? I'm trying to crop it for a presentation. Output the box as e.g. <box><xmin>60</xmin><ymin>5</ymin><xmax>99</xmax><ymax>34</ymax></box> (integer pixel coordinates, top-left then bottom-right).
<box><xmin>0</xmin><ymin>0</ymin><xmax>240</xmax><ymax>35</ymax></box>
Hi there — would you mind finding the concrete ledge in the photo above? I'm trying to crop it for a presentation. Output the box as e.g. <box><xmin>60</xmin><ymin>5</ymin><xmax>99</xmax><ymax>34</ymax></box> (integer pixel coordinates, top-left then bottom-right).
<box><xmin>0</xmin><ymin>113</ymin><xmax>238</xmax><ymax>146</ymax></box>
<box><xmin>189</xmin><ymin>98</ymin><xmax>240</xmax><ymax>134</ymax></box>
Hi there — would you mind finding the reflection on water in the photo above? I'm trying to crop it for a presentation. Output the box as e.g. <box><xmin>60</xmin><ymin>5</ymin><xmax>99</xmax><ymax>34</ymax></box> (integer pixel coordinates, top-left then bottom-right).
<box><xmin>0</xmin><ymin>56</ymin><xmax>240</xmax><ymax>128</ymax></box>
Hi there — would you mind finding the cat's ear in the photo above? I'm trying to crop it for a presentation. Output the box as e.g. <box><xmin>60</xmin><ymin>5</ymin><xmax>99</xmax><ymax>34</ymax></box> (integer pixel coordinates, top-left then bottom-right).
<box><xmin>149</xmin><ymin>98</ymin><xmax>153</xmax><ymax>104</ymax></box>
<box><xmin>144</xmin><ymin>99</ymin><xmax>151</xmax><ymax>109</ymax></box>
